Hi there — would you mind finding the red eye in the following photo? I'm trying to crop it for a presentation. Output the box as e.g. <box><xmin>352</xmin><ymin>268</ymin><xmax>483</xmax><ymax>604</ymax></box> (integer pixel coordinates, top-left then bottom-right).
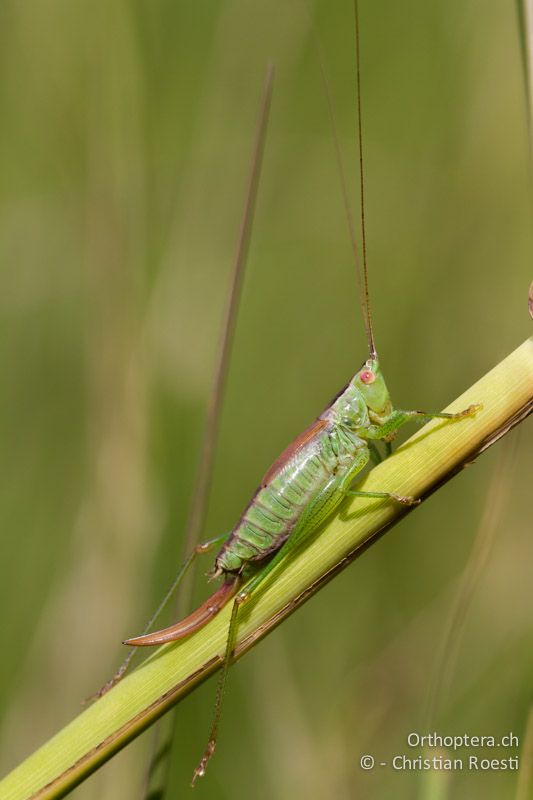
<box><xmin>360</xmin><ymin>370</ymin><xmax>375</xmax><ymax>384</ymax></box>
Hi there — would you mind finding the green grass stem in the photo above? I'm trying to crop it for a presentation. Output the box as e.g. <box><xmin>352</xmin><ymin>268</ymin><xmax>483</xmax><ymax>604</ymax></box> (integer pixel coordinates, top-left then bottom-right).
<box><xmin>1</xmin><ymin>337</ymin><xmax>532</xmax><ymax>800</ymax></box>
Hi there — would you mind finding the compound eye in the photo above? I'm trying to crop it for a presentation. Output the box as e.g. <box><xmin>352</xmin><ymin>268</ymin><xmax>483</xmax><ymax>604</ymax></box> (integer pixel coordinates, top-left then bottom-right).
<box><xmin>360</xmin><ymin>369</ymin><xmax>375</xmax><ymax>384</ymax></box>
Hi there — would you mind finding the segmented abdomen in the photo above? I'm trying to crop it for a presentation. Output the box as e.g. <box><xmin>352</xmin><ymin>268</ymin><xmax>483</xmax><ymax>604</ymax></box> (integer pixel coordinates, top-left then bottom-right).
<box><xmin>215</xmin><ymin>422</ymin><xmax>340</xmax><ymax>574</ymax></box>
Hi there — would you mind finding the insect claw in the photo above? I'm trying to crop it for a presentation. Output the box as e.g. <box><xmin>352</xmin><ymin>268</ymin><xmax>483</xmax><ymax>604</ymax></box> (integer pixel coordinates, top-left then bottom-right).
<box><xmin>457</xmin><ymin>403</ymin><xmax>482</xmax><ymax>418</ymax></box>
<box><xmin>392</xmin><ymin>494</ymin><xmax>420</xmax><ymax>506</ymax></box>
<box><xmin>83</xmin><ymin>662</ymin><xmax>129</xmax><ymax>704</ymax></box>
<box><xmin>191</xmin><ymin>741</ymin><xmax>216</xmax><ymax>787</ymax></box>
<box><xmin>190</xmin><ymin>767</ymin><xmax>203</xmax><ymax>788</ymax></box>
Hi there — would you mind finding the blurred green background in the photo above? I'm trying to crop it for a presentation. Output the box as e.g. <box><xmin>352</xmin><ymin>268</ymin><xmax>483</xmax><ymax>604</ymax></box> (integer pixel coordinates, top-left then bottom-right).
<box><xmin>0</xmin><ymin>1</ymin><xmax>531</xmax><ymax>798</ymax></box>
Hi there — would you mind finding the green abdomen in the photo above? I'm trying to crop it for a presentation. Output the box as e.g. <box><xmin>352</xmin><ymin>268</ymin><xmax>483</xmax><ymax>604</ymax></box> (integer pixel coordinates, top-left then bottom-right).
<box><xmin>215</xmin><ymin>425</ymin><xmax>342</xmax><ymax>574</ymax></box>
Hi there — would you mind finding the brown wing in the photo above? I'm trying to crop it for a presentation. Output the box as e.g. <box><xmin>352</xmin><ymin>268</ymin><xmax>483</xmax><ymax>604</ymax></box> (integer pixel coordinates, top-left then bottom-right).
<box><xmin>261</xmin><ymin>418</ymin><xmax>328</xmax><ymax>486</ymax></box>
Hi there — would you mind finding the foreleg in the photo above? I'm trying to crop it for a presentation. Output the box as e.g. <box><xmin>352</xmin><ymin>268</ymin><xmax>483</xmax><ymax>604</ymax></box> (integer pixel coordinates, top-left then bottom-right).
<box><xmin>364</xmin><ymin>404</ymin><xmax>479</xmax><ymax>442</ymax></box>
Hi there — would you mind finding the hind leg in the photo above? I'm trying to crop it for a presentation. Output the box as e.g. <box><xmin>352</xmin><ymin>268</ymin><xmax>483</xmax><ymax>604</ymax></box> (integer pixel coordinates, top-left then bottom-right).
<box><xmin>89</xmin><ymin>532</ymin><xmax>230</xmax><ymax>700</ymax></box>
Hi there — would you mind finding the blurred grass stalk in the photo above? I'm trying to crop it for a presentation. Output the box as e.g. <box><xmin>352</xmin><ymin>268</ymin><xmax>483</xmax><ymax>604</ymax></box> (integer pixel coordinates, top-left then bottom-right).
<box><xmin>0</xmin><ymin>336</ymin><xmax>532</xmax><ymax>800</ymax></box>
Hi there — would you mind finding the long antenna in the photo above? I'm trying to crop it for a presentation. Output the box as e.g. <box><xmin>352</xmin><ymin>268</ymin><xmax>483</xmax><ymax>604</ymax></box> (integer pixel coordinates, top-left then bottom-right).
<box><xmin>353</xmin><ymin>0</ymin><xmax>376</xmax><ymax>358</ymax></box>
<box><xmin>303</xmin><ymin>0</ymin><xmax>376</xmax><ymax>359</ymax></box>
